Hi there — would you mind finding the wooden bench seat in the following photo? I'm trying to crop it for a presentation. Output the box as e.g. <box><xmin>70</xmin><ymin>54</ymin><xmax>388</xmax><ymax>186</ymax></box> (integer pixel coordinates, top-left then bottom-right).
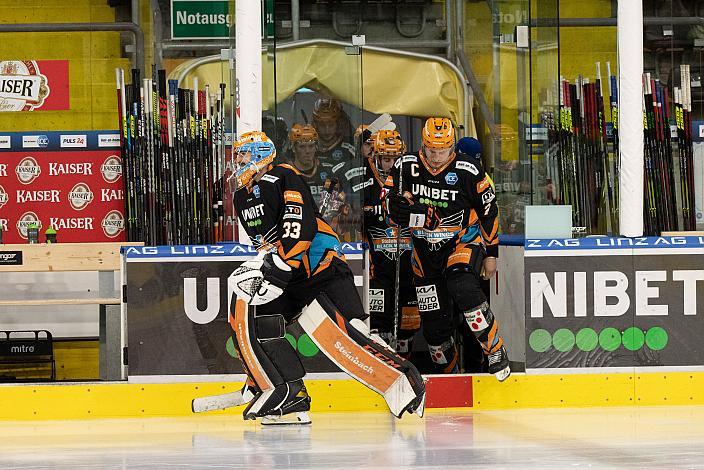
<box><xmin>0</xmin><ymin>242</ymin><xmax>142</xmax><ymax>380</ymax></box>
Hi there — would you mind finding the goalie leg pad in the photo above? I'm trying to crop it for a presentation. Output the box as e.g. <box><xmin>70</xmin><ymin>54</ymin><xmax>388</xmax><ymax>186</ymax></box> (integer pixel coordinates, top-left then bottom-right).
<box><xmin>229</xmin><ymin>299</ymin><xmax>307</xmax><ymax>418</ymax></box>
<box><xmin>298</xmin><ymin>293</ymin><xmax>425</xmax><ymax>418</ymax></box>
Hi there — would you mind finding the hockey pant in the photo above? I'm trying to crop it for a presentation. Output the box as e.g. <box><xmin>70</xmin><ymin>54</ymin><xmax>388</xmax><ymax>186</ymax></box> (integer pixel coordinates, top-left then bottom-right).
<box><xmin>415</xmin><ymin>242</ymin><xmax>505</xmax><ymax>372</ymax></box>
<box><xmin>298</xmin><ymin>293</ymin><xmax>425</xmax><ymax>418</ymax></box>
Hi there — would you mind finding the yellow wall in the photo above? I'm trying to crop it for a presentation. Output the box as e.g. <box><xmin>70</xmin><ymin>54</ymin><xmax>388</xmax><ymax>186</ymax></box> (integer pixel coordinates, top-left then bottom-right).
<box><xmin>54</xmin><ymin>340</ymin><xmax>99</xmax><ymax>380</ymax></box>
<box><xmin>0</xmin><ymin>0</ymin><xmax>129</xmax><ymax>131</ymax></box>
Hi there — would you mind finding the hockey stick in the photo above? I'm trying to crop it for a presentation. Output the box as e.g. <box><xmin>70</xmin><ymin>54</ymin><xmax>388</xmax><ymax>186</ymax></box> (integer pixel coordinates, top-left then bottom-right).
<box><xmin>391</xmin><ymin>153</ymin><xmax>404</xmax><ymax>351</ymax></box>
<box><xmin>367</xmin><ymin>112</ymin><xmax>393</xmax><ymax>135</ymax></box>
<box><xmin>192</xmin><ymin>389</ymin><xmax>250</xmax><ymax>413</ymax></box>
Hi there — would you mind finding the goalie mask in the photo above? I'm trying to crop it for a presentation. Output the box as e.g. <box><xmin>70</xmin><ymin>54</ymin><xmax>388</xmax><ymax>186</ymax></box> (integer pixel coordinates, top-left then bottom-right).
<box><xmin>373</xmin><ymin>129</ymin><xmax>405</xmax><ymax>179</ymax></box>
<box><xmin>234</xmin><ymin>131</ymin><xmax>276</xmax><ymax>189</ymax></box>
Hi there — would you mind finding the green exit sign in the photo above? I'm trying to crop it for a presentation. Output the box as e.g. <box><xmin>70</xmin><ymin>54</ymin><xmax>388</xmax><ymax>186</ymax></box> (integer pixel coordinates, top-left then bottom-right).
<box><xmin>171</xmin><ymin>0</ymin><xmax>231</xmax><ymax>40</ymax></box>
<box><xmin>171</xmin><ymin>0</ymin><xmax>274</xmax><ymax>40</ymax></box>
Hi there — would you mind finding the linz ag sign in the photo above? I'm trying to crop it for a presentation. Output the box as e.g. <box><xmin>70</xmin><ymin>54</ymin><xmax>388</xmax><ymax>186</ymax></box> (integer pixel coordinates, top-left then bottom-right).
<box><xmin>171</xmin><ymin>0</ymin><xmax>231</xmax><ymax>39</ymax></box>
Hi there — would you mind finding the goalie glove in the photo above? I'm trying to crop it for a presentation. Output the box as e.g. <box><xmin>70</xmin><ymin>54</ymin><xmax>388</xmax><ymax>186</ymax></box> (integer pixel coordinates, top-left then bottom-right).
<box><xmin>385</xmin><ymin>193</ymin><xmax>440</xmax><ymax>230</ymax></box>
<box><xmin>229</xmin><ymin>251</ymin><xmax>293</xmax><ymax>305</ymax></box>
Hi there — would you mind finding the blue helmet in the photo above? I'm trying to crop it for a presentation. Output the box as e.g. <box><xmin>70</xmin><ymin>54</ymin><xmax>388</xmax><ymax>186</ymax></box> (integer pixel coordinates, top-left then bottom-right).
<box><xmin>456</xmin><ymin>137</ymin><xmax>482</xmax><ymax>159</ymax></box>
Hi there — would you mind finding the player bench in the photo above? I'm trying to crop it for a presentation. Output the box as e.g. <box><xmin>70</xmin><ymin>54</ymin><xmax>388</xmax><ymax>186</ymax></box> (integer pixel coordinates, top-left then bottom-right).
<box><xmin>0</xmin><ymin>242</ymin><xmax>142</xmax><ymax>381</ymax></box>
<box><xmin>0</xmin><ymin>330</ymin><xmax>55</xmax><ymax>381</ymax></box>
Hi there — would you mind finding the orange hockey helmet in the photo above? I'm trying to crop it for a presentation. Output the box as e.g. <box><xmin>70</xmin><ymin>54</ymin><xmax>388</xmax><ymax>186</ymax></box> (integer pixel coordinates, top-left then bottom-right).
<box><xmin>422</xmin><ymin>117</ymin><xmax>455</xmax><ymax>150</ymax></box>
<box><xmin>373</xmin><ymin>129</ymin><xmax>406</xmax><ymax>157</ymax></box>
<box><xmin>233</xmin><ymin>131</ymin><xmax>276</xmax><ymax>188</ymax></box>
<box><xmin>289</xmin><ymin>123</ymin><xmax>319</xmax><ymax>143</ymax></box>
<box><xmin>312</xmin><ymin>98</ymin><xmax>342</xmax><ymax>123</ymax></box>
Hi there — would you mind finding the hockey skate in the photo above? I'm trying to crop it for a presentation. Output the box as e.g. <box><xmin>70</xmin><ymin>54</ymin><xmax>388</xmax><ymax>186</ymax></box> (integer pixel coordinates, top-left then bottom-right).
<box><xmin>488</xmin><ymin>345</ymin><xmax>511</xmax><ymax>382</ymax></box>
<box><xmin>260</xmin><ymin>384</ymin><xmax>312</xmax><ymax>425</ymax></box>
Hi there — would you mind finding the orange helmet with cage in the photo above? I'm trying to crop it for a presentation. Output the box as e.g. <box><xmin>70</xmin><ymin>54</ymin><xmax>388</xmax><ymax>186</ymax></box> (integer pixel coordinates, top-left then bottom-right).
<box><xmin>422</xmin><ymin>117</ymin><xmax>455</xmax><ymax>150</ymax></box>
<box><xmin>289</xmin><ymin>123</ymin><xmax>319</xmax><ymax>143</ymax></box>
<box><xmin>312</xmin><ymin>98</ymin><xmax>342</xmax><ymax>123</ymax></box>
<box><xmin>373</xmin><ymin>129</ymin><xmax>406</xmax><ymax>157</ymax></box>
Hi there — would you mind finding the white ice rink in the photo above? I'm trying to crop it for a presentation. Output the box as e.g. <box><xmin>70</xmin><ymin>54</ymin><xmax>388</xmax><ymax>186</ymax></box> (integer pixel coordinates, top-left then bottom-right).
<box><xmin>2</xmin><ymin>406</ymin><xmax>704</xmax><ymax>469</ymax></box>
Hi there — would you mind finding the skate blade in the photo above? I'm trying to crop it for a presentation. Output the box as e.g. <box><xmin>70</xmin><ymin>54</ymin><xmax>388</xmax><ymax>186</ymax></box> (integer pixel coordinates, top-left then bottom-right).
<box><xmin>192</xmin><ymin>390</ymin><xmax>249</xmax><ymax>413</ymax></box>
<box><xmin>261</xmin><ymin>412</ymin><xmax>311</xmax><ymax>426</ymax></box>
<box><xmin>494</xmin><ymin>365</ymin><xmax>511</xmax><ymax>382</ymax></box>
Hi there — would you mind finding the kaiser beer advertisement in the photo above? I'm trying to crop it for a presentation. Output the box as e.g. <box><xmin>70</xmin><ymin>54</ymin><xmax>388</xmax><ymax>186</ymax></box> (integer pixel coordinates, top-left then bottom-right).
<box><xmin>525</xmin><ymin>237</ymin><xmax>704</xmax><ymax>369</ymax></box>
<box><xmin>0</xmin><ymin>60</ymin><xmax>69</xmax><ymax>112</ymax></box>
<box><xmin>0</xmin><ymin>131</ymin><xmax>125</xmax><ymax>243</ymax></box>
<box><xmin>124</xmin><ymin>244</ymin><xmax>366</xmax><ymax>376</ymax></box>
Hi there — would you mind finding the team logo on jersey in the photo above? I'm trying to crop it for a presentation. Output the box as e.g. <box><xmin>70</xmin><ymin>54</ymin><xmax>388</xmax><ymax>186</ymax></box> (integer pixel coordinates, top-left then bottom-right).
<box><xmin>68</xmin><ymin>182</ymin><xmax>94</xmax><ymax>211</ymax></box>
<box><xmin>15</xmin><ymin>156</ymin><xmax>41</xmax><ymax>184</ymax></box>
<box><xmin>253</xmin><ymin>185</ymin><xmax>261</xmax><ymax>199</ymax></box>
<box><xmin>445</xmin><ymin>172</ymin><xmax>458</xmax><ymax>185</ymax></box>
<box><xmin>16</xmin><ymin>211</ymin><xmax>41</xmax><ymax>239</ymax></box>
<box><xmin>367</xmin><ymin>226</ymin><xmax>412</xmax><ymax>260</ymax></box>
<box><xmin>102</xmin><ymin>210</ymin><xmax>125</xmax><ymax>238</ymax></box>
<box><xmin>319</xmin><ymin>171</ymin><xmax>328</xmax><ymax>182</ymax></box>
<box><xmin>332</xmin><ymin>149</ymin><xmax>343</xmax><ymax>161</ymax></box>
<box><xmin>100</xmin><ymin>155</ymin><xmax>123</xmax><ymax>183</ymax></box>
<box><xmin>0</xmin><ymin>185</ymin><xmax>7</xmax><ymax>209</ymax></box>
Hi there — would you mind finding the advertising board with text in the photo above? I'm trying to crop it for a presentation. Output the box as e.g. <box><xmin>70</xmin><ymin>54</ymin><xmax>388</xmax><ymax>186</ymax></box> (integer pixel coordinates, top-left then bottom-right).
<box><xmin>525</xmin><ymin>236</ymin><xmax>704</xmax><ymax>369</ymax></box>
<box><xmin>0</xmin><ymin>131</ymin><xmax>125</xmax><ymax>243</ymax></box>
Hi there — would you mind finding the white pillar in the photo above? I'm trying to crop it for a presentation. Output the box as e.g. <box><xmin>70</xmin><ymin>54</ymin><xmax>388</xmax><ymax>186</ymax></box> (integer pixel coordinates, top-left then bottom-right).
<box><xmin>235</xmin><ymin>0</ymin><xmax>262</xmax><ymax>138</ymax></box>
<box><xmin>617</xmin><ymin>0</ymin><xmax>644</xmax><ymax>237</ymax></box>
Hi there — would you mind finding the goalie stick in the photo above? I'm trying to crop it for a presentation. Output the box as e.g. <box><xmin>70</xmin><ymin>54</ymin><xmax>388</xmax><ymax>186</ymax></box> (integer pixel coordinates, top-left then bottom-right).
<box><xmin>192</xmin><ymin>387</ymin><xmax>254</xmax><ymax>413</ymax></box>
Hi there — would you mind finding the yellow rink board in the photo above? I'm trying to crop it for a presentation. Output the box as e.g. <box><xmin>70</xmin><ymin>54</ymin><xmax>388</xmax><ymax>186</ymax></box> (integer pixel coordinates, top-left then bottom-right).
<box><xmin>1</xmin><ymin>371</ymin><xmax>704</xmax><ymax>420</ymax></box>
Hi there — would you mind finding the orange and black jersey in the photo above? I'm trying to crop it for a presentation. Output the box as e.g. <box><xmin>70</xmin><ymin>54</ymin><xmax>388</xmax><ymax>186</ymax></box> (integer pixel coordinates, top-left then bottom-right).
<box><xmin>233</xmin><ymin>163</ymin><xmax>344</xmax><ymax>282</ymax></box>
<box><xmin>383</xmin><ymin>150</ymin><xmax>499</xmax><ymax>258</ymax></box>
<box><xmin>362</xmin><ymin>157</ymin><xmax>413</xmax><ymax>281</ymax></box>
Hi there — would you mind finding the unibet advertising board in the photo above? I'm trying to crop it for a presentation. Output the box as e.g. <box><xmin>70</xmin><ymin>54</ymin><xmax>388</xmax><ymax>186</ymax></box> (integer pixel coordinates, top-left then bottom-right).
<box><xmin>525</xmin><ymin>236</ymin><xmax>704</xmax><ymax>369</ymax></box>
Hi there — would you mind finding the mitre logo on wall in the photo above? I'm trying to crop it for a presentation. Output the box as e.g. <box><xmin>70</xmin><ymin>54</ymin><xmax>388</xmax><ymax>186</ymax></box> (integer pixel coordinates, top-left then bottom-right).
<box><xmin>68</xmin><ymin>182</ymin><xmax>94</xmax><ymax>211</ymax></box>
<box><xmin>16</xmin><ymin>211</ymin><xmax>41</xmax><ymax>239</ymax></box>
<box><xmin>0</xmin><ymin>60</ymin><xmax>69</xmax><ymax>112</ymax></box>
<box><xmin>102</xmin><ymin>210</ymin><xmax>125</xmax><ymax>238</ymax></box>
<box><xmin>100</xmin><ymin>155</ymin><xmax>122</xmax><ymax>183</ymax></box>
<box><xmin>15</xmin><ymin>156</ymin><xmax>40</xmax><ymax>184</ymax></box>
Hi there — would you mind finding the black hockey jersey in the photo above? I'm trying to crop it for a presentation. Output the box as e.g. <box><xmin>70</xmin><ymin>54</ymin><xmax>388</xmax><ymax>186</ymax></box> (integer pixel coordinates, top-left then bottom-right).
<box><xmin>384</xmin><ymin>150</ymin><xmax>499</xmax><ymax>258</ymax></box>
<box><xmin>233</xmin><ymin>163</ymin><xmax>344</xmax><ymax>281</ymax></box>
<box><xmin>318</xmin><ymin>140</ymin><xmax>355</xmax><ymax>168</ymax></box>
<box><xmin>290</xmin><ymin>158</ymin><xmax>335</xmax><ymax>209</ymax></box>
<box><xmin>363</xmin><ymin>157</ymin><xmax>413</xmax><ymax>280</ymax></box>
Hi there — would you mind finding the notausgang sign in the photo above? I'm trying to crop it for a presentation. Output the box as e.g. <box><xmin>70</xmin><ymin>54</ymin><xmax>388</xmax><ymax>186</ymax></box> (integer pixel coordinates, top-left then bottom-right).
<box><xmin>171</xmin><ymin>0</ymin><xmax>231</xmax><ymax>39</ymax></box>
<box><xmin>524</xmin><ymin>237</ymin><xmax>704</xmax><ymax>369</ymax></box>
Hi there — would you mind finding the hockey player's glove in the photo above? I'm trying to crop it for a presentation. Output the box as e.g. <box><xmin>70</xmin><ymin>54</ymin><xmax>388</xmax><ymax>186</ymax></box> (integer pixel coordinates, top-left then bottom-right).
<box><xmin>229</xmin><ymin>251</ymin><xmax>292</xmax><ymax>305</ymax></box>
<box><xmin>386</xmin><ymin>193</ymin><xmax>440</xmax><ymax>230</ymax></box>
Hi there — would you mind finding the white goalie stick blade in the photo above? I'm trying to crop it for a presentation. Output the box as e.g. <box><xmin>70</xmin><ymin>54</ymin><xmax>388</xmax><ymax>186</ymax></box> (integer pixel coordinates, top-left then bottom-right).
<box><xmin>367</xmin><ymin>112</ymin><xmax>393</xmax><ymax>135</ymax></box>
<box><xmin>191</xmin><ymin>387</ymin><xmax>254</xmax><ymax>413</ymax></box>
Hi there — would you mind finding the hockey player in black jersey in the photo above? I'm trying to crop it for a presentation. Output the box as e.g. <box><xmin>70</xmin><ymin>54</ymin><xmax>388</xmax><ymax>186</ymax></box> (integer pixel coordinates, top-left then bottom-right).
<box><xmin>287</xmin><ymin>123</ymin><xmax>334</xmax><ymax>208</ymax></box>
<box><xmin>312</xmin><ymin>98</ymin><xmax>356</xmax><ymax>167</ymax></box>
<box><xmin>222</xmin><ymin>130</ymin><xmax>426</xmax><ymax>424</ymax></box>
<box><xmin>384</xmin><ymin>118</ymin><xmax>511</xmax><ymax>381</ymax></box>
<box><xmin>364</xmin><ymin>130</ymin><xmax>420</xmax><ymax>359</ymax></box>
